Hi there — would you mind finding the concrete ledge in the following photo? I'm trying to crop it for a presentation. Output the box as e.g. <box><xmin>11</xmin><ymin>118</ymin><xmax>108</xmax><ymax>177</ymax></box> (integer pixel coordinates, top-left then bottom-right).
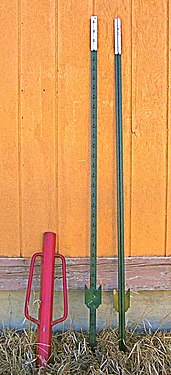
<box><xmin>1</xmin><ymin>290</ymin><xmax>171</xmax><ymax>331</ymax></box>
<box><xmin>0</xmin><ymin>257</ymin><xmax>171</xmax><ymax>291</ymax></box>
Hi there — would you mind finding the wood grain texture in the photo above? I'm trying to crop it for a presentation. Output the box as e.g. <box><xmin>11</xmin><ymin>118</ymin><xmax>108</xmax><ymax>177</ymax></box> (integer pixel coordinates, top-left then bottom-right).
<box><xmin>95</xmin><ymin>0</ymin><xmax>132</xmax><ymax>256</ymax></box>
<box><xmin>20</xmin><ymin>1</ymin><xmax>57</xmax><ymax>256</ymax></box>
<box><xmin>1</xmin><ymin>257</ymin><xmax>171</xmax><ymax>291</ymax></box>
<box><xmin>166</xmin><ymin>1</ymin><xmax>171</xmax><ymax>255</ymax></box>
<box><xmin>0</xmin><ymin>1</ymin><xmax>170</xmax><ymax>258</ymax></box>
<box><xmin>0</xmin><ymin>0</ymin><xmax>20</xmax><ymax>256</ymax></box>
<box><xmin>58</xmin><ymin>0</ymin><xmax>92</xmax><ymax>256</ymax></box>
<box><xmin>131</xmin><ymin>0</ymin><xmax>168</xmax><ymax>256</ymax></box>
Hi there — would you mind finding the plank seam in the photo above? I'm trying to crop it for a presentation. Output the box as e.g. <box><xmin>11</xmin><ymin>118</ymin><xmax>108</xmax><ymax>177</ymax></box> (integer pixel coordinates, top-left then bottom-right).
<box><xmin>18</xmin><ymin>0</ymin><xmax>22</xmax><ymax>257</ymax></box>
<box><xmin>165</xmin><ymin>0</ymin><xmax>170</xmax><ymax>255</ymax></box>
<box><xmin>55</xmin><ymin>0</ymin><xmax>59</xmax><ymax>250</ymax></box>
<box><xmin>130</xmin><ymin>0</ymin><xmax>133</xmax><ymax>256</ymax></box>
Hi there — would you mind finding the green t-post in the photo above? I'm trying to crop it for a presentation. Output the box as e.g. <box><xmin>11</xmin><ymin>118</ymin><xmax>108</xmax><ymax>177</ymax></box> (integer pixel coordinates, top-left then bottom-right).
<box><xmin>85</xmin><ymin>16</ymin><xmax>101</xmax><ymax>349</ymax></box>
<box><xmin>115</xmin><ymin>18</ymin><xmax>126</xmax><ymax>352</ymax></box>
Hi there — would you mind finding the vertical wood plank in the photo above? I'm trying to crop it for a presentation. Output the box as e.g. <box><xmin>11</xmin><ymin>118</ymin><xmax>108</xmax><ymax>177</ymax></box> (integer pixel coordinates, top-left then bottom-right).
<box><xmin>0</xmin><ymin>1</ymin><xmax>169</xmax><ymax>259</ymax></box>
<box><xmin>21</xmin><ymin>1</ymin><xmax>57</xmax><ymax>256</ymax></box>
<box><xmin>166</xmin><ymin>0</ymin><xmax>171</xmax><ymax>255</ymax></box>
<box><xmin>94</xmin><ymin>1</ymin><xmax>132</xmax><ymax>256</ymax></box>
<box><xmin>0</xmin><ymin>0</ymin><xmax>20</xmax><ymax>256</ymax></box>
<box><xmin>58</xmin><ymin>0</ymin><xmax>92</xmax><ymax>256</ymax></box>
<box><xmin>131</xmin><ymin>0</ymin><xmax>168</xmax><ymax>256</ymax></box>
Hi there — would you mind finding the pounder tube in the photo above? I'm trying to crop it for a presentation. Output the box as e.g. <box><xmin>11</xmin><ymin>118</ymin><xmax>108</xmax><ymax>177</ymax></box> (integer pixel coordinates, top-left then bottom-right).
<box><xmin>24</xmin><ymin>231</ymin><xmax>68</xmax><ymax>367</ymax></box>
<box><xmin>37</xmin><ymin>232</ymin><xmax>56</xmax><ymax>366</ymax></box>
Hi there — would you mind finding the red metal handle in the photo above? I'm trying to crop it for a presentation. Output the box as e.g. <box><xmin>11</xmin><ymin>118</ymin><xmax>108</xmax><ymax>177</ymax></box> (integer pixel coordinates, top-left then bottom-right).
<box><xmin>51</xmin><ymin>254</ymin><xmax>68</xmax><ymax>326</ymax></box>
<box><xmin>24</xmin><ymin>252</ymin><xmax>42</xmax><ymax>326</ymax></box>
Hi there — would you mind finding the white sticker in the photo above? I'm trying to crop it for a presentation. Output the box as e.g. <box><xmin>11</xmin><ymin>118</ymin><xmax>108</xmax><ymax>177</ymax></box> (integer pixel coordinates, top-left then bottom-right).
<box><xmin>91</xmin><ymin>16</ymin><xmax>97</xmax><ymax>51</ymax></box>
<box><xmin>115</xmin><ymin>18</ymin><xmax>121</xmax><ymax>55</ymax></box>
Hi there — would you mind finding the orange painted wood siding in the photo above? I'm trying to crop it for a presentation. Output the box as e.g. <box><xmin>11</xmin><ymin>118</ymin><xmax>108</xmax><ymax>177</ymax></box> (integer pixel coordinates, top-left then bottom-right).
<box><xmin>0</xmin><ymin>0</ymin><xmax>170</xmax><ymax>257</ymax></box>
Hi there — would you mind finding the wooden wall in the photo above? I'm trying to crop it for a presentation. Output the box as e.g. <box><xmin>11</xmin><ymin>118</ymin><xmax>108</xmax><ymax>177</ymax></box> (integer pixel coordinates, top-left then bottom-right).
<box><xmin>0</xmin><ymin>0</ymin><xmax>170</xmax><ymax>258</ymax></box>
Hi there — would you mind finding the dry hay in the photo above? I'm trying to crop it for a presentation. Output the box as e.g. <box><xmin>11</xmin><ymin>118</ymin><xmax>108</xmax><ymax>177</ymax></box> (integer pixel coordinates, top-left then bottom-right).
<box><xmin>0</xmin><ymin>325</ymin><xmax>171</xmax><ymax>374</ymax></box>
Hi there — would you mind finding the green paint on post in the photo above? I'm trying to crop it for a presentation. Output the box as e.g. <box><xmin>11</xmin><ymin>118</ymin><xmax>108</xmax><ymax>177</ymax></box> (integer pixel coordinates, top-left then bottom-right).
<box><xmin>114</xmin><ymin>18</ymin><xmax>127</xmax><ymax>352</ymax></box>
<box><xmin>85</xmin><ymin>16</ymin><xmax>101</xmax><ymax>349</ymax></box>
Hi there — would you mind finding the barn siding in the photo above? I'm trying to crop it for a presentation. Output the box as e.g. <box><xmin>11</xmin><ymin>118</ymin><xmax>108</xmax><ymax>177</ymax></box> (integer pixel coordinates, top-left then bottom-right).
<box><xmin>0</xmin><ymin>0</ymin><xmax>170</xmax><ymax>257</ymax></box>
<box><xmin>166</xmin><ymin>0</ymin><xmax>171</xmax><ymax>255</ymax></box>
<box><xmin>131</xmin><ymin>0</ymin><xmax>168</xmax><ymax>256</ymax></box>
<box><xmin>0</xmin><ymin>1</ymin><xmax>20</xmax><ymax>256</ymax></box>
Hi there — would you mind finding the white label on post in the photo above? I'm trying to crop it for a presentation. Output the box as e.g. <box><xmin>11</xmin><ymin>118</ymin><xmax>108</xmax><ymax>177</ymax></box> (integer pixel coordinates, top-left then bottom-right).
<box><xmin>91</xmin><ymin>16</ymin><xmax>97</xmax><ymax>51</ymax></box>
<box><xmin>115</xmin><ymin>18</ymin><xmax>121</xmax><ymax>55</ymax></box>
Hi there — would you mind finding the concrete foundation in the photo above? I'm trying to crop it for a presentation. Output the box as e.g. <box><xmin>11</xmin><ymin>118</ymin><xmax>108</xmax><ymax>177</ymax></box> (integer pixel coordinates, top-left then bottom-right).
<box><xmin>1</xmin><ymin>290</ymin><xmax>171</xmax><ymax>332</ymax></box>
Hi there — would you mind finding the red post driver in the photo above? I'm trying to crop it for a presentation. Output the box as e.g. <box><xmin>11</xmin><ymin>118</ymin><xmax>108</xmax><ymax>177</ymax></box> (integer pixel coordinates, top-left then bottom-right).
<box><xmin>24</xmin><ymin>232</ymin><xmax>68</xmax><ymax>366</ymax></box>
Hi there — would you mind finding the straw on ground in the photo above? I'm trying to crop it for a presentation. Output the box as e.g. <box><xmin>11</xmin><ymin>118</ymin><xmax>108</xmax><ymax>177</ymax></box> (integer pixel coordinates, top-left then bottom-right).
<box><xmin>0</xmin><ymin>326</ymin><xmax>171</xmax><ymax>374</ymax></box>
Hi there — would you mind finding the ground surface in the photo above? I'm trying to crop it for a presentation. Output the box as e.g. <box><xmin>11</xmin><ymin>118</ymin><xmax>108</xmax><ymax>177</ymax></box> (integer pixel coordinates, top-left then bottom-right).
<box><xmin>0</xmin><ymin>326</ymin><xmax>171</xmax><ymax>374</ymax></box>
